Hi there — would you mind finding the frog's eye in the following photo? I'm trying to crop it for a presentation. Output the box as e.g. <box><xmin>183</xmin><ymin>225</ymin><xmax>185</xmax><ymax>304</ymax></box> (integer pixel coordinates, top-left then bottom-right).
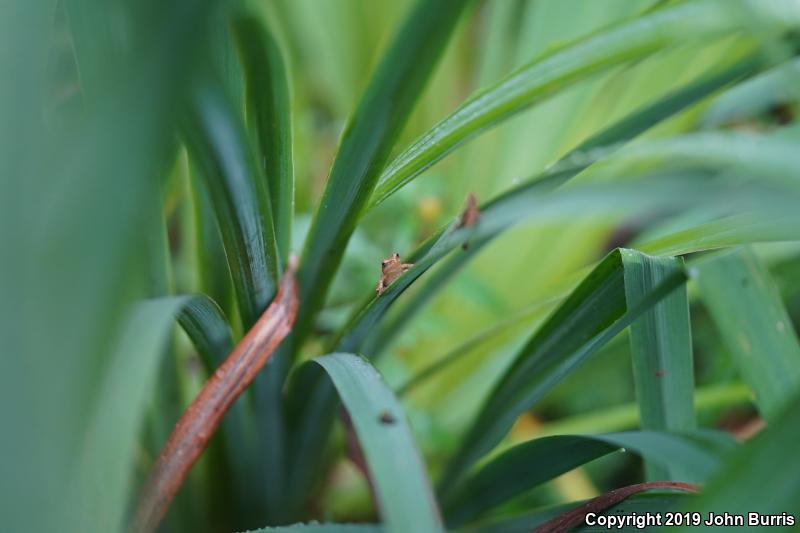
<box><xmin>392</xmin><ymin>252</ymin><xmax>400</xmax><ymax>259</ymax></box>
<box><xmin>381</xmin><ymin>260</ymin><xmax>389</xmax><ymax>267</ymax></box>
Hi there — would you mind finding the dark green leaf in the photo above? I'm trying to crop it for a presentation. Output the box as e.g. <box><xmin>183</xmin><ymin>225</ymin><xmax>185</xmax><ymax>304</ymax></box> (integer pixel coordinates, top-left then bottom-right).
<box><xmin>444</xmin><ymin>430</ymin><xmax>732</xmax><ymax>526</ymax></box>
<box><xmin>625</xmin><ymin>254</ymin><xmax>695</xmax><ymax>480</ymax></box>
<box><xmin>295</xmin><ymin>0</ymin><xmax>472</xmax><ymax>344</ymax></box>
<box><xmin>233</xmin><ymin>13</ymin><xmax>294</xmax><ymax>264</ymax></box>
<box><xmin>175</xmin><ymin>294</ymin><xmax>234</xmax><ymax>372</ymax></box>
<box><xmin>693</xmin><ymin>247</ymin><xmax>800</xmax><ymax>421</ymax></box>
<box><xmin>183</xmin><ymin>73</ymin><xmax>280</xmax><ymax>329</ymax></box>
<box><xmin>438</xmin><ymin>249</ymin><xmax>689</xmax><ymax>495</ymax></box>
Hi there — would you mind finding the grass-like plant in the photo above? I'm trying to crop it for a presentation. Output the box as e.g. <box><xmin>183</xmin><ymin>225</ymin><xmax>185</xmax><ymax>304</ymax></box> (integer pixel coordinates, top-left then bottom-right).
<box><xmin>4</xmin><ymin>0</ymin><xmax>800</xmax><ymax>532</ymax></box>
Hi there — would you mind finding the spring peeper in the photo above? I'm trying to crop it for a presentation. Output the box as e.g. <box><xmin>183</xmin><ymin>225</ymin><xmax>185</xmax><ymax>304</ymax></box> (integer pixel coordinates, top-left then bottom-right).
<box><xmin>375</xmin><ymin>252</ymin><xmax>413</xmax><ymax>296</ymax></box>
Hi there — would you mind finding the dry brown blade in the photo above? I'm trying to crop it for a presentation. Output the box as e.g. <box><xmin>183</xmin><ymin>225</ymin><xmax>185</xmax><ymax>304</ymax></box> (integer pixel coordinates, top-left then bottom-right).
<box><xmin>131</xmin><ymin>262</ymin><xmax>299</xmax><ymax>533</ymax></box>
<box><xmin>533</xmin><ymin>481</ymin><xmax>699</xmax><ymax>533</ymax></box>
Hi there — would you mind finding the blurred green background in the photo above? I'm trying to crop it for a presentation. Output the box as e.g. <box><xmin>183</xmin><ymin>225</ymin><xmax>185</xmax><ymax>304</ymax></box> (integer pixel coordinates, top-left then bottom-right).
<box><xmin>3</xmin><ymin>0</ymin><xmax>800</xmax><ymax>532</ymax></box>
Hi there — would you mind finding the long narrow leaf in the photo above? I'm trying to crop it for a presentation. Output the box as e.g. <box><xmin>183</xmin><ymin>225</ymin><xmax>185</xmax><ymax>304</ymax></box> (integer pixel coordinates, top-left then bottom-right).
<box><xmin>311</xmin><ymin>353</ymin><xmax>443</xmax><ymax>533</ymax></box>
<box><xmin>368</xmin><ymin>0</ymin><xmax>793</xmax><ymax>207</ymax></box>
<box><xmin>176</xmin><ymin>294</ymin><xmax>234</xmax><ymax>372</ymax></box>
<box><xmin>693</xmin><ymin>247</ymin><xmax>800</xmax><ymax>421</ymax></box>
<box><xmin>183</xmin><ymin>73</ymin><xmax>280</xmax><ymax>329</ymax></box>
<box><xmin>233</xmin><ymin>13</ymin><xmax>294</xmax><ymax>264</ymax></box>
<box><xmin>295</xmin><ymin>0</ymin><xmax>472</xmax><ymax>344</ymax></box>
<box><xmin>438</xmin><ymin>249</ymin><xmax>689</xmax><ymax>495</ymax></box>
<box><xmin>624</xmin><ymin>254</ymin><xmax>695</xmax><ymax>480</ymax></box>
<box><xmin>445</xmin><ymin>430</ymin><xmax>732</xmax><ymax>526</ymax></box>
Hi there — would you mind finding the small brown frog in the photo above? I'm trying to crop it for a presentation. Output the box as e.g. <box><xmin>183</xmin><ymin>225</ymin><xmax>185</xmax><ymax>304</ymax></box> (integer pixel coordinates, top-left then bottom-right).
<box><xmin>375</xmin><ymin>252</ymin><xmax>413</xmax><ymax>296</ymax></box>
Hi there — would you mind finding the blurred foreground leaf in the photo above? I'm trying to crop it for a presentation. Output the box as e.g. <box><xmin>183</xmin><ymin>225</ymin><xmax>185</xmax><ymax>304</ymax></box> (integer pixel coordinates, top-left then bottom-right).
<box><xmin>694</xmin><ymin>247</ymin><xmax>800</xmax><ymax>421</ymax></box>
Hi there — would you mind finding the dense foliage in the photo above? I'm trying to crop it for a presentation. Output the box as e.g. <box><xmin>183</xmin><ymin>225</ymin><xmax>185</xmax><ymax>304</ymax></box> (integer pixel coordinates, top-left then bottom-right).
<box><xmin>3</xmin><ymin>1</ymin><xmax>800</xmax><ymax>532</ymax></box>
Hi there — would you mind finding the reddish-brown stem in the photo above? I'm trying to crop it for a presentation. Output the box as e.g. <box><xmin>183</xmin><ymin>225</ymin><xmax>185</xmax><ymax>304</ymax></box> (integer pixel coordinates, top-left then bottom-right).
<box><xmin>533</xmin><ymin>481</ymin><xmax>699</xmax><ymax>533</ymax></box>
<box><xmin>131</xmin><ymin>264</ymin><xmax>299</xmax><ymax>533</ymax></box>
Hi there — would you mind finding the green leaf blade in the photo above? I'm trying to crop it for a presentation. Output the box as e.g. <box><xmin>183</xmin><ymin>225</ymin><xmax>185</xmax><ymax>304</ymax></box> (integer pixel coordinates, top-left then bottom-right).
<box><xmin>313</xmin><ymin>353</ymin><xmax>444</xmax><ymax>533</ymax></box>
<box><xmin>439</xmin><ymin>249</ymin><xmax>688</xmax><ymax>494</ymax></box>
<box><xmin>445</xmin><ymin>430</ymin><xmax>733</xmax><ymax>527</ymax></box>
<box><xmin>624</xmin><ymin>253</ymin><xmax>696</xmax><ymax>481</ymax></box>
<box><xmin>234</xmin><ymin>13</ymin><xmax>295</xmax><ymax>264</ymax></box>
<box><xmin>183</xmin><ymin>74</ymin><xmax>280</xmax><ymax>328</ymax></box>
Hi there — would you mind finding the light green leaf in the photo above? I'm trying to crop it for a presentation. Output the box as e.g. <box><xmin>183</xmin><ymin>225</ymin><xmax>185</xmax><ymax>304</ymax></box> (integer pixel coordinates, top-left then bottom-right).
<box><xmin>362</xmin><ymin>54</ymin><xmax>765</xmax><ymax>358</ymax></box>
<box><xmin>693</xmin><ymin>247</ymin><xmax>800</xmax><ymax>421</ymax></box>
<box><xmin>701</xmin><ymin>57</ymin><xmax>800</xmax><ymax>128</ymax></box>
<box><xmin>368</xmin><ymin>0</ymin><xmax>790</xmax><ymax>207</ymax></box>
<box><xmin>313</xmin><ymin>354</ymin><xmax>443</xmax><ymax>533</ymax></box>
<box><xmin>183</xmin><ymin>72</ymin><xmax>280</xmax><ymax>329</ymax></box>
<box><xmin>69</xmin><ymin>297</ymin><xmax>193</xmax><ymax>532</ymax></box>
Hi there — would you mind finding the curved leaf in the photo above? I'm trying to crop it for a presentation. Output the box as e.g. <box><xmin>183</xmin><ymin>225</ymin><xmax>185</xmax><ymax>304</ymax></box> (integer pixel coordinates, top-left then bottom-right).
<box><xmin>438</xmin><ymin>249</ymin><xmax>689</xmax><ymax>495</ymax></box>
<box><xmin>233</xmin><ymin>13</ymin><xmax>294</xmax><ymax>264</ymax></box>
<box><xmin>445</xmin><ymin>430</ymin><xmax>734</xmax><ymax>526</ymax></box>
<box><xmin>312</xmin><ymin>353</ymin><xmax>443</xmax><ymax>533</ymax></box>
<box><xmin>369</xmin><ymin>1</ymin><xmax>785</xmax><ymax>207</ymax></box>
<box><xmin>175</xmin><ymin>293</ymin><xmax>234</xmax><ymax>372</ymax></box>
<box><xmin>182</xmin><ymin>73</ymin><xmax>280</xmax><ymax>329</ymax></box>
<box><xmin>294</xmin><ymin>0</ymin><xmax>472</xmax><ymax>345</ymax></box>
